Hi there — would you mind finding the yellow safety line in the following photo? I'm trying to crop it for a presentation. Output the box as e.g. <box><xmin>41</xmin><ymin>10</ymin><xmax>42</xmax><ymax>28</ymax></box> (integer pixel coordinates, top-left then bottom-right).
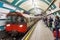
<box><xmin>24</xmin><ymin>26</ymin><xmax>35</xmax><ymax>40</ymax></box>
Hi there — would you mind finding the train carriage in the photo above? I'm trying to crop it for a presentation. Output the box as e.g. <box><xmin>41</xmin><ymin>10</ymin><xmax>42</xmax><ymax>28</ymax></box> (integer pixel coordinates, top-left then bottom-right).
<box><xmin>5</xmin><ymin>12</ymin><xmax>27</xmax><ymax>34</ymax></box>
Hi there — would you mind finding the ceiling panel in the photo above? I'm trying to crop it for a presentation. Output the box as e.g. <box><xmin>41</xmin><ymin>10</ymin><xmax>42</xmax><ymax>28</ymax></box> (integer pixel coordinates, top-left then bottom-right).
<box><xmin>1</xmin><ymin>0</ymin><xmax>50</xmax><ymax>11</ymax></box>
<box><xmin>1</xmin><ymin>0</ymin><xmax>59</xmax><ymax>15</ymax></box>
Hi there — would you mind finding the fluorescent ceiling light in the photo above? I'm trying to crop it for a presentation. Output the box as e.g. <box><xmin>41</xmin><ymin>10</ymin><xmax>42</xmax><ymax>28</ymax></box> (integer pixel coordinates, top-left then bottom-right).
<box><xmin>3</xmin><ymin>4</ymin><xmax>16</xmax><ymax>10</ymax></box>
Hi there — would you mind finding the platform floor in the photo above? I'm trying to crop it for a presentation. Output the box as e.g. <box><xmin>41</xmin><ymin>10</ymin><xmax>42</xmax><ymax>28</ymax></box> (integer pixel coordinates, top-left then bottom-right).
<box><xmin>29</xmin><ymin>20</ymin><xmax>54</xmax><ymax>40</ymax></box>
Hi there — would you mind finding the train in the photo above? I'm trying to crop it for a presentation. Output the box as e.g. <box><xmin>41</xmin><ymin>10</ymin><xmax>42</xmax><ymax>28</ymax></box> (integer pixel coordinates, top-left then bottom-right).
<box><xmin>5</xmin><ymin>12</ymin><xmax>27</xmax><ymax>33</ymax></box>
<box><xmin>3</xmin><ymin>12</ymin><xmax>39</xmax><ymax>37</ymax></box>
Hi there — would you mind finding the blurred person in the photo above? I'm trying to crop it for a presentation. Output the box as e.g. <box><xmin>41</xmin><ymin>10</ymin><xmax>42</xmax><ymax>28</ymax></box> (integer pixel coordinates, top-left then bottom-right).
<box><xmin>49</xmin><ymin>17</ymin><xmax>53</xmax><ymax>31</ymax></box>
<box><xmin>44</xmin><ymin>16</ymin><xmax>48</xmax><ymax>26</ymax></box>
<box><xmin>54</xmin><ymin>16</ymin><xmax>60</xmax><ymax>40</ymax></box>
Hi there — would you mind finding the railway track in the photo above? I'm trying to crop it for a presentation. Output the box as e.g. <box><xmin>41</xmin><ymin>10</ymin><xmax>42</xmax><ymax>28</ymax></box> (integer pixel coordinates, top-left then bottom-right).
<box><xmin>0</xmin><ymin>31</ymin><xmax>26</xmax><ymax>40</ymax></box>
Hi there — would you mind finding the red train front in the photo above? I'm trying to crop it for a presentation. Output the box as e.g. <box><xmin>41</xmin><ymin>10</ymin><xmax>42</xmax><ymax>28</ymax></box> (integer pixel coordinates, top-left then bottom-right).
<box><xmin>5</xmin><ymin>12</ymin><xmax>27</xmax><ymax>34</ymax></box>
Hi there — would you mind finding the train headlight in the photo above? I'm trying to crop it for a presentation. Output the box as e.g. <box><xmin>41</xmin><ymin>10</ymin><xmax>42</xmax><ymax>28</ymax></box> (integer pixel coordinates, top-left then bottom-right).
<box><xmin>6</xmin><ymin>24</ymin><xmax>10</xmax><ymax>27</ymax></box>
<box><xmin>19</xmin><ymin>25</ymin><xmax>23</xmax><ymax>27</ymax></box>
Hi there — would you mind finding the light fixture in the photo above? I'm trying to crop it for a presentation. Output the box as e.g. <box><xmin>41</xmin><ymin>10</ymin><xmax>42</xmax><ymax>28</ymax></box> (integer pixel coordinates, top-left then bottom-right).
<box><xmin>19</xmin><ymin>25</ymin><xmax>23</xmax><ymax>27</ymax></box>
<box><xmin>6</xmin><ymin>24</ymin><xmax>10</xmax><ymax>26</ymax></box>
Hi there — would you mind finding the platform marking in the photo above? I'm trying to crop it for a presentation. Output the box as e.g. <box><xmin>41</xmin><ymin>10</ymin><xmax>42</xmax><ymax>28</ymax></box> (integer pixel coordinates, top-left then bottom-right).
<box><xmin>24</xmin><ymin>26</ymin><xmax>35</xmax><ymax>40</ymax></box>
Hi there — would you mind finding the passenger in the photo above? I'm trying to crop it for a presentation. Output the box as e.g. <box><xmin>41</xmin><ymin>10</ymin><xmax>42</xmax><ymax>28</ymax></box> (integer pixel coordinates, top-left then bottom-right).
<box><xmin>43</xmin><ymin>17</ymin><xmax>46</xmax><ymax>22</ymax></box>
<box><xmin>44</xmin><ymin>16</ymin><xmax>48</xmax><ymax>26</ymax></box>
<box><xmin>54</xmin><ymin>16</ymin><xmax>60</xmax><ymax>40</ymax></box>
<box><xmin>49</xmin><ymin>17</ymin><xmax>53</xmax><ymax>31</ymax></box>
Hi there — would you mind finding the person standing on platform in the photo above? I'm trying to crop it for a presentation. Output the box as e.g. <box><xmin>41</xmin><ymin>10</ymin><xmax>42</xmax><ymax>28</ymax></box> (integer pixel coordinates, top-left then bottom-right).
<box><xmin>44</xmin><ymin>16</ymin><xmax>48</xmax><ymax>26</ymax></box>
<box><xmin>49</xmin><ymin>17</ymin><xmax>53</xmax><ymax>31</ymax></box>
<box><xmin>55</xmin><ymin>16</ymin><xmax>60</xmax><ymax>40</ymax></box>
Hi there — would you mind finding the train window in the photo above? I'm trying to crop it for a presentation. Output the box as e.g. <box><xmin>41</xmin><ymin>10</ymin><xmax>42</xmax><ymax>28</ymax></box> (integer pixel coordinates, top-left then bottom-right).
<box><xmin>17</xmin><ymin>16</ymin><xmax>26</xmax><ymax>23</ymax></box>
<box><xmin>7</xmin><ymin>16</ymin><xmax>11</xmax><ymax>20</ymax></box>
<box><xmin>7</xmin><ymin>16</ymin><xmax>12</xmax><ymax>23</ymax></box>
<box><xmin>7</xmin><ymin>15</ymin><xmax>26</xmax><ymax>24</ymax></box>
<box><xmin>12</xmin><ymin>16</ymin><xmax>17</xmax><ymax>23</ymax></box>
<box><xmin>7</xmin><ymin>15</ymin><xmax>17</xmax><ymax>24</ymax></box>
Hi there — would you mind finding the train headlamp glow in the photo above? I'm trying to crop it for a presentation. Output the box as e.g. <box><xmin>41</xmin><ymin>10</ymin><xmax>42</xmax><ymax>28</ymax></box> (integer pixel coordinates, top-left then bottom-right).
<box><xmin>19</xmin><ymin>25</ymin><xmax>23</xmax><ymax>27</ymax></box>
<box><xmin>6</xmin><ymin>24</ymin><xmax>10</xmax><ymax>26</ymax></box>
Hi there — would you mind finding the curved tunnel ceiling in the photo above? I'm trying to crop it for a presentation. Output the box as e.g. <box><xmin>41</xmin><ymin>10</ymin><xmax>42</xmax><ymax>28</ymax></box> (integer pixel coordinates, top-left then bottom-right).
<box><xmin>1</xmin><ymin>0</ymin><xmax>60</xmax><ymax>14</ymax></box>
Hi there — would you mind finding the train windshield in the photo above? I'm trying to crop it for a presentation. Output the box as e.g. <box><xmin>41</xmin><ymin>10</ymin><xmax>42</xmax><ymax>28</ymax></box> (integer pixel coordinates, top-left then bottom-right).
<box><xmin>7</xmin><ymin>16</ymin><xmax>26</xmax><ymax>24</ymax></box>
<box><xmin>17</xmin><ymin>16</ymin><xmax>26</xmax><ymax>23</ymax></box>
<box><xmin>7</xmin><ymin>16</ymin><xmax>12</xmax><ymax>23</ymax></box>
<box><xmin>7</xmin><ymin>16</ymin><xmax>17</xmax><ymax>24</ymax></box>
